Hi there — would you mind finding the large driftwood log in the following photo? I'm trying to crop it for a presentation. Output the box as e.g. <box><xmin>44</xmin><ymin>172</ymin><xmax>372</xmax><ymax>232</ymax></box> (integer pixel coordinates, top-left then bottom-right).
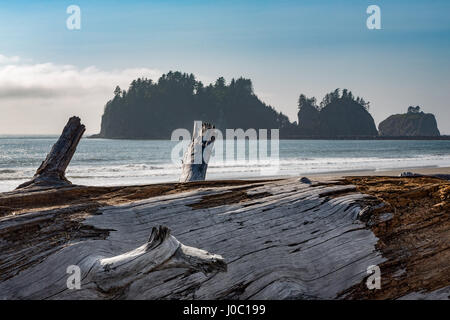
<box><xmin>0</xmin><ymin>179</ymin><xmax>370</xmax><ymax>299</ymax></box>
<box><xmin>180</xmin><ymin>121</ymin><xmax>216</xmax><ymax>182</ymax></box>
<box><xmin>1</xmin><ymin>176</ymin><xmax>448</xmax><ymax>299</ymax></box>
<box><xmin>17</xmin><ymin>116</ymin><xmax>85</xmax><ymax>189</ymax></box>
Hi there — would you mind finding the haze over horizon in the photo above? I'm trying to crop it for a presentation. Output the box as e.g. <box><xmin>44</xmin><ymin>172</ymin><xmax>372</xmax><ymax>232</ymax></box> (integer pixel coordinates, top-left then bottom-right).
<box><xmin>0</xmin><ymin>0</ymin><xmax>449</xmax><ymax>135</ymax></box>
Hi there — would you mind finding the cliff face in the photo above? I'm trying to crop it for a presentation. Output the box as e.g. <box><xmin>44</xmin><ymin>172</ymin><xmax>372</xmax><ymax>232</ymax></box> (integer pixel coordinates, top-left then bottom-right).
<box><xmin>378</xmin><ymin>112</ymin><xmax>440</xmax><ymax>137</ymax></box>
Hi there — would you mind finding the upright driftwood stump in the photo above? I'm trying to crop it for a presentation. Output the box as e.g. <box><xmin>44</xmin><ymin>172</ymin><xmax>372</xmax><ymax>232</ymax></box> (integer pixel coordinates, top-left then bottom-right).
<box><xmin>17</xmin><ymin>116</ymin><xmax>85</xmax><ymax>189</ymax></box>
<box><xmin>180</xmin><ymin>121</ymin><xmax>216</xmax><ymax>182</ymax></box>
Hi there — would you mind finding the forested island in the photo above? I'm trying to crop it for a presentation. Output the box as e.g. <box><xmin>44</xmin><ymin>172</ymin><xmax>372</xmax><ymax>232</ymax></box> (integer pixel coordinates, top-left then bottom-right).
<box><xmin>95</xmin><ymin>72</ymin><xmax>292</xmax><ymax>139</ymax></box>
<box><xmin>92</xmin><ymin>71</ymin><xmax>442</xmax><ymax>139</ymax></box>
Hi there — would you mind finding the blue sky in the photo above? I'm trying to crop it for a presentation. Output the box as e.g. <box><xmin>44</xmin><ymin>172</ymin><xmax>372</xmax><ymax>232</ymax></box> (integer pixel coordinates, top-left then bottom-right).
<box><xmin>0</xmin><ymin>0</ymin><xmax>449</xmax><ymax>134</ymax></box>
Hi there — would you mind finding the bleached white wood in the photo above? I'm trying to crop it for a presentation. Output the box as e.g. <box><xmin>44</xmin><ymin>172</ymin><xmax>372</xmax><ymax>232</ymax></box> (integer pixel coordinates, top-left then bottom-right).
<box><xmin>88</xmin><ymin>225</ymin><xmax>225</xmax><ymax>292</ymax></box>
<box><xmin>2</xmin><ymin>176</ymin><xmax>446</xmax><ymax>300</ymax></box>
<box><xmin>0</xmin><ymin>178</ymin><xmax>392</xmax><ymax>300</ymax></box>
<box><xmin>179</xmin><ymin>121</ymin><xmax>216</xmax><ymax>182</ymax></box>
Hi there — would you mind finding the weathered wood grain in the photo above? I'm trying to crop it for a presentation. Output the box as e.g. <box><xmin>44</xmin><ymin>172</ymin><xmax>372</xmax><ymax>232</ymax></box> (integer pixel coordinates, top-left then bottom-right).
<box><xmin>0</xmin><ymin>178</ymin><xmax>383</xmax><ymax>299</ymax></box>
<box><xmin>16</xmin><ymin>117</ymin><xmax>85</xmax><ymax>189</ymax></box>
<box><xmin>179</xmin><ymin>121</ymin><xmax>216</xmax><ymax>182</ymax></box>
<box><xmin>0</xmin><ymin>176</ymin><xmax>448</xmax><ymax>300</ymax></box>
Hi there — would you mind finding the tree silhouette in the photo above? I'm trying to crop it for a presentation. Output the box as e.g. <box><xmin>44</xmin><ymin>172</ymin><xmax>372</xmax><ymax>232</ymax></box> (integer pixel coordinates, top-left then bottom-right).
<box><xmin>408</xmin><ymin>106</ymin><xmax>421</xmax><ymax>113</ymax></box>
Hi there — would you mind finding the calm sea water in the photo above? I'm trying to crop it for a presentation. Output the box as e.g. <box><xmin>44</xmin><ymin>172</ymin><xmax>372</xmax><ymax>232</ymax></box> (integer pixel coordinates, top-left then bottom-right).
<box><xmin>1</xmin><ymin>136</ymin><xmax>450</xmax><ymax>192</ymax></box>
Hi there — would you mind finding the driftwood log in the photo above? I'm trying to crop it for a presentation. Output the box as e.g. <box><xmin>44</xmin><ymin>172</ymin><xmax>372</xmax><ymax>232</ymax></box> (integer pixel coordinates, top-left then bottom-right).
<box><xmin>17</xmin><ymin>116</ymin><xmax>85</xmax><ymax>189</ymax></box>
<box><xmin>0</xmin><ymin>176</ymin><xmax>448</xmax><ymax>299</ymax></box>
<box><xmin>180</xmin><ymin>121</ymin><xmax>216</xmax><ymax>182</ymax></box>
<box><xmin>0</xmin><ymin>178</ymin><xmax>372</xmax><ymax>299</ymax></box>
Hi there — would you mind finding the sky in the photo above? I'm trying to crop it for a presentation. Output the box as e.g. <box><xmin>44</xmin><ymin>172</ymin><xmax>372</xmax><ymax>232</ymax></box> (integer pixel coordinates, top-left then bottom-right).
<box><xmin>0</xmin><ymin>0</ymin><xmax>449</xmax><ymax>135</ymax></box>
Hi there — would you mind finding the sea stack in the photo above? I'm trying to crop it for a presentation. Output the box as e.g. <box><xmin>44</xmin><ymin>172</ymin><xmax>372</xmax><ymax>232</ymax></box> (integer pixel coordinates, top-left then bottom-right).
<box><xmin>378</xmin><ymin>106</ymin><xmax>440</xmax><ymax>137</ymax></box>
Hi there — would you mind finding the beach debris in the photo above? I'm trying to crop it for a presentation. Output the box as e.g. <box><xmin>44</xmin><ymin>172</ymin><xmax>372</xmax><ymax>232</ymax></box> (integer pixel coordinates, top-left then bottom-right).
<box><xmin>399</xmin><ymin>172</ymin><xmax>450</xmax><ymax>181</ymax></box>
<box><xmin>180</xmin><ymin>121</ymin><xmax>216</xmax><ymax>182</ymax></box>
<box><xmin>16</xmin><ymin>116</ymin><xmax>85</xmax><ymax>189</ymax></box>
<box><xmin>299</xmin><ymin>177</ymin><xmax>312</xmax><ymax>184</ymax></box>
<box><xmin>399</xmin><ymin>171</ymin><xmax>420</xmax><ymax>177</ymax></box>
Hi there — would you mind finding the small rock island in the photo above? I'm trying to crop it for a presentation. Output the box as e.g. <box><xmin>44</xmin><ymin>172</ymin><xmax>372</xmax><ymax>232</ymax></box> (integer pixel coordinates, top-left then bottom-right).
<box><xmin>378</xmin><ymin>106</ymin><xmax>440</xmax><ymax>137</ymax></box>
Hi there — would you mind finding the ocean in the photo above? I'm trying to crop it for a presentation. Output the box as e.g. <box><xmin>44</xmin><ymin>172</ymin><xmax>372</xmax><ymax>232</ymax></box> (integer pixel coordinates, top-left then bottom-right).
<box><xmin>1</xmin><ymin>136</ymin><xmax>450</xmax><ymax>193</ymax></box>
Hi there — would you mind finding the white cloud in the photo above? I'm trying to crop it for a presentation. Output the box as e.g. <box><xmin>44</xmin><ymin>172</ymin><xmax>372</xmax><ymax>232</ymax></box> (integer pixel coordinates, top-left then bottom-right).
<box><xmin>0</xmin><ymin>63</ymin><xmax>162</xmax><ymax>99</ymax></box>
<box><xmin>0</xmin><ymin>54</ymin><xmax>20</xmax><ymax>64</ymax></box>
<box><xmin>0</xmin><ymin>56</ymin><xmax>162</xmax><ymax>134</ymax></box>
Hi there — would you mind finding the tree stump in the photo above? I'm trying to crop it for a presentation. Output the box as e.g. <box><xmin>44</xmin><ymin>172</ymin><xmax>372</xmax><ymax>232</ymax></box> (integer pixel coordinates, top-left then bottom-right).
<box><xmin>17</xmin><ymin>116</ymin><xmax>85</xmax><ymax>189</ymax></box>
<box><xmin>180</xmin><ymin>121</ymin><xmax>216</xmax><ymax>182</ymax></box>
